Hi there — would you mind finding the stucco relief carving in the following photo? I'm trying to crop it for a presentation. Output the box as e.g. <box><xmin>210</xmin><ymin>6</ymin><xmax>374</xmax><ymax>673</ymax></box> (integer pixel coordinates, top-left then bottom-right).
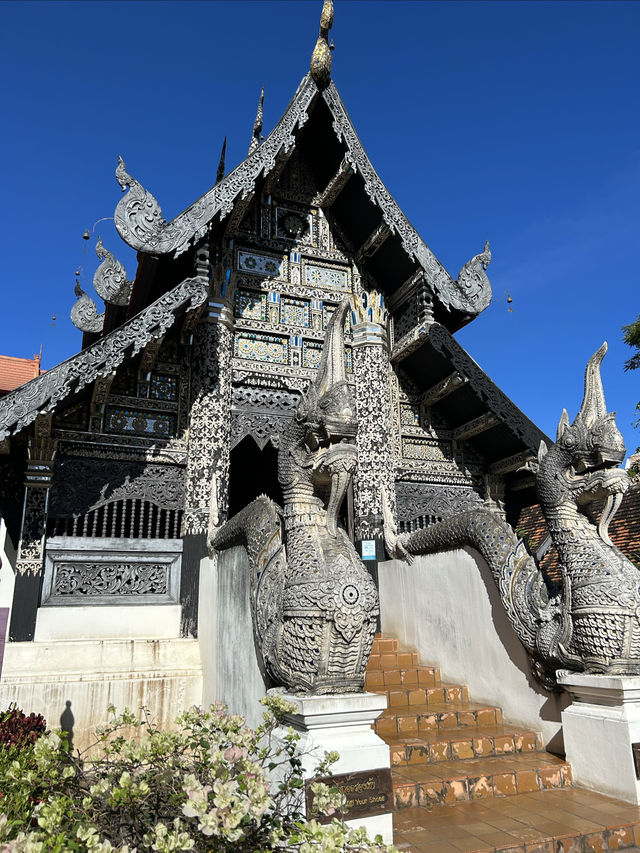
<box><xmin>209</xmin><ymin>302</ymin><xmax>378</xmax><ymax>694</ymax></box>
<box><xmin>0</xmin><ymin>276</ymin><xmax>208</xmax><ymax>441</ymax></box>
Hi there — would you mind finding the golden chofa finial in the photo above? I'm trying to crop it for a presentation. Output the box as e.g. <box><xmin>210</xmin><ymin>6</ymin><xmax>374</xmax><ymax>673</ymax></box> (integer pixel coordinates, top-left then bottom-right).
<box><xmin>310</xmin><ymin>0</ymin><xmax>334</xmax><ymax>90</ymax></box>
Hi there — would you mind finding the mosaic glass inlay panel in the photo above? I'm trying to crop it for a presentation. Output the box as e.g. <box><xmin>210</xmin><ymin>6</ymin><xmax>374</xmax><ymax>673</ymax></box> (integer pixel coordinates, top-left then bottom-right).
<box><xmin>237</xmin><ymin>251</ymin><xmax>283</xmax><ymax>278</ymax></box>
<box><xmin>275</xmin><ymin>207</ymin><xmax>311</xmax><ymax>242</ymax></box>
<box><xmin>281</xmin><ymin>298</ymin><xmax>310</xmax><ymax>327</ymax></box>
<box><xmin>304</xmin><ymin>264</ymin><xmax>349</xmax><ymax>292</ymax></box>
<box><xmin>234</xmin><ymin>332</ymin><xmax>289</xmax><ymax>365</ymax></box>
<box><xmin>235</xmin><ymin>289</ymin><xmax>267</xmax><ymax>321</ymax></box>
<box><xmin>149</xmin><ymin>373</ymin><xmax>178</xmax><ymax>402</ymax></box>
<box><xmin>104</xmin><ymin>407</ymin><xmax>177</xmax><ymax>438</ymax></box>
<box><xmin>400</xmin><ymin>404</ymin><xmax>420</xmax><ymax>427</ymax></box>
<box><xmin>402</xmin><ymin>438</ymin><xmax>453</xmax><ymax>462</ymax></box>
<box><xmin>302</xmin><ymin>340</ymin><xmax>322</xmax><ymax>369</ymax></box>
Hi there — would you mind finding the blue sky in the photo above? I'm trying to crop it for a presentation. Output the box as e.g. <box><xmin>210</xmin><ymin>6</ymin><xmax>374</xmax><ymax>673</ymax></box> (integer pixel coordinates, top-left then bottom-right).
<box><xmin>1</xmin><ymin>0</ymin><xmax>639</xmax><ymax>455</ymax></box>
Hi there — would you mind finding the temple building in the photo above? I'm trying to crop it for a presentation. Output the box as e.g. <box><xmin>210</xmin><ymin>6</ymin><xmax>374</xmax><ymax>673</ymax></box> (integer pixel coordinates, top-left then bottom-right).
<box><xmin>0</xmin><ymin>12</ymin><xmax>547</xmax><ymax>654</ymax></box>
<box><xmin>3</xmin><ymin>3</ymin><xmax>640</xmax><ymax>845</ymax></box>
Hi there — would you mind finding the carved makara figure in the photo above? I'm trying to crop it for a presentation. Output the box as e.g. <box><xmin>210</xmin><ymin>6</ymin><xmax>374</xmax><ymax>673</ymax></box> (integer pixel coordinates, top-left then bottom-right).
<box><xmin>384</xmin><ymin>343</ymin><xmax>637</xmax><ymax>687</ymax></box>
<box><xmin>208</xmin><ymin>301</ymin><xmax>379</xmax><ymax>694</ymax></box>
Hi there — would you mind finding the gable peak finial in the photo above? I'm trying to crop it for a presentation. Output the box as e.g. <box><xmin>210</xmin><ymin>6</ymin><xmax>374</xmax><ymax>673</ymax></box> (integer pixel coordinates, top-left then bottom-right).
<box><xmin>248</xmin><ymin>88</ymin><xmax>265</xmax><ymax>155</ymax></box>
<box><xmin>310</xmin><ymin>0</ymin><xmax>334</xmax><ymax>90</ymax></box>
<box><xmin>217</xmin><ymin>136</ymin><xmax>227</xmax><ymax>184</ymax></box>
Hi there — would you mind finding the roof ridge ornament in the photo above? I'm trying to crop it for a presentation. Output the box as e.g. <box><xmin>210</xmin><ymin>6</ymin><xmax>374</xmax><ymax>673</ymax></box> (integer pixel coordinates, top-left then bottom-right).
<box><xmin>70</xmin><ymin>278</ymin><xmax>104</xmax><ymax>334</ymax></box>
<box><xmin>248</xmin><ymin>88</ymin><xmax>264</xmax><ymax>155</ymax></box>
<box><xmin>310</xmin><ymin>0</ymin><xmax>334</xmax><ymax>89</ymax></box>
<box><xmin>93</xmin><ymin>237</ymin><xmax>133</xmax><ymax>306</ymax></box>
<box><xmin>456</xmin><ymin>240</ymin><xmax>492</xmax><ymax>304</ymax></box>
<box><xmin>216</xmin><ymin>136</ymin><xmax>227</xmax><ymax>184</ymax></box>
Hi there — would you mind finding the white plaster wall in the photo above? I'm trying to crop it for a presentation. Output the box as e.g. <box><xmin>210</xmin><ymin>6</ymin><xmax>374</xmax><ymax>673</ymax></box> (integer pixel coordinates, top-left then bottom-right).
<box><xmin>199</xmin><ymin>547</ymin><xmax>268</xmax><ymax>729</ymax></box>
<box><xmin>379</xmin><ymin>548</ymin><xmax>570</xmax><ymax>751</ymax></box>
<box><xmin>0</xmin><ymin>638</ymin><xmax>203</xmax><ymax>752</ymax></box>
<box><xmin>34</xmin><ymin>604</ymin><xmax>181</xmax><ymax>641</ymax></box>
<box><xmin>0</xmin><ymin>519</ymin><xmax>16</xmax><ymax>641</ymax></box>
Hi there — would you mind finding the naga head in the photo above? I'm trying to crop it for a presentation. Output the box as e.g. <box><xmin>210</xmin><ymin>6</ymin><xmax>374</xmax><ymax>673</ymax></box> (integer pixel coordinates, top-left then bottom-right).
<box><xmin>277</xmin><ymin>300</ymin><xmax>357</xmax><ymax>536</ymax></box>
<box><xmin>538</xmin><ymin>343</ymin><xmax>629</xmax><ymax>521</ymax></box>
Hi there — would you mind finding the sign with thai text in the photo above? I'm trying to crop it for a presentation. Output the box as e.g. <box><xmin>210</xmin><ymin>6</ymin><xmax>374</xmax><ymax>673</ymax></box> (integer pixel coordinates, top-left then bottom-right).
<box><xmin>305</xmin><ymin>768</ymin><xmax>392</xmax><ymax>822</ymax></box>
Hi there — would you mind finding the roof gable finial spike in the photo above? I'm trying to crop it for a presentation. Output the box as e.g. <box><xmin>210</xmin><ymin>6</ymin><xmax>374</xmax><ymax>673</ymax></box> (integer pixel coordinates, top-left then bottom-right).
<box><xmin>216</xmin><ymin>136</ymin><xmax>227</xmax><ymax>184</ymax></box>
<box><xmin>248</xmin><ymin>88</ymin><xmax>265</xmax><ymax>155</ymax></box>
<box><xmin>310</xmin><ymin>0</ymin><xmax>334</xmax><ymax>90</ymax></box>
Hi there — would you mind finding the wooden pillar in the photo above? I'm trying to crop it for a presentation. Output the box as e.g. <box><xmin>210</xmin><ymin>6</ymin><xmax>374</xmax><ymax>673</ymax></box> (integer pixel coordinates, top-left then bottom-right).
<box><xmin>10</xmin><ymin>414</ymin><xmax>56</xmax><ymax>642</ymax></box>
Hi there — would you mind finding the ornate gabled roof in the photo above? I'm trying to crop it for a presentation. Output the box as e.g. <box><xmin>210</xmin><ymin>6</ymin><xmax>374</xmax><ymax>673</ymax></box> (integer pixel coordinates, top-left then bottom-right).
<box><xmin>114</xmin><ymin>73</ymin><xmax>491</xmax><ymax>319</ymax></box>
<box><xmin>0</xmin><ymin>275</ymin><xmax>208</xmax><ymax>441</ymax></box>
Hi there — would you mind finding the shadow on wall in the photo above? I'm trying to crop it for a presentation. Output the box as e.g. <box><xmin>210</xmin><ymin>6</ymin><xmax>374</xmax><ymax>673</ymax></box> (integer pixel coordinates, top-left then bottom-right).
<box><xmin>60</xmin><ymin>699</ymin><xmax>74</xmax><ymax>750</ymax></box>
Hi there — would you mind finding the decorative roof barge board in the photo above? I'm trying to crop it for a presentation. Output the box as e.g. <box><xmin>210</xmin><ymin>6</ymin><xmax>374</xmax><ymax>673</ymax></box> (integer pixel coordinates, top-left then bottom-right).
<box><xmin>114</xmin><ymin>78</ymin><xmax>492</xmax><ymax>324</ymax></box>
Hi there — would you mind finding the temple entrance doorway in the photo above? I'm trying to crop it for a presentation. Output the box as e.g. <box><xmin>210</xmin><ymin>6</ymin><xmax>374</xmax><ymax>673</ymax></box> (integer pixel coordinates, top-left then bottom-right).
<box><xmin>227</xmin><ymin>436</ymin><xmax>281</xmax><ymax>519</ymax></box>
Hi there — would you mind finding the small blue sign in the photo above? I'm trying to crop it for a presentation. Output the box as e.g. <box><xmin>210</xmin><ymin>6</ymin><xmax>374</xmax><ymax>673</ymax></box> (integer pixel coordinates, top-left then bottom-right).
<box><xmin>361</xmin><ymin>540</ymin><xmax>376</xmax><ymax>561</ymax></box>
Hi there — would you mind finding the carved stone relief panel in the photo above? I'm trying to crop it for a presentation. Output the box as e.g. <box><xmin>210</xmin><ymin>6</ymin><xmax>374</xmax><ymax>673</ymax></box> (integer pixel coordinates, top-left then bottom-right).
<box><xmin>230</xmin><ymin>385</ymin><xmax>299</xmax><ymax>451</ymax></box>
<box><xmin>42</xmin><ymin>536</ymin><xmax>182</xmax><ymax>606</ymax></box>
<box><xmin>395</xmin><ymin>481</ymin><xmax>484</xmax><ymax>532</ymax></box>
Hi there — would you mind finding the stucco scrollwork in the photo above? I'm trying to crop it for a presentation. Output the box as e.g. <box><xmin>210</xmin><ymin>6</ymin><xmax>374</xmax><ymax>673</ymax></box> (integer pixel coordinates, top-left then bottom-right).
<box><xmin>70</xmin><ymin>281</ymin><xmax>104</xmax><ymax>334</ymax></box>
<box><xmin>94</xmin><ymin>237</ymin><xmax>133</xmax><ymax>306</ymax></box>
<box><xmin>0</xmin><ymin>276</ymin><xmax>208</xmax><ymax>441</ymax></box>
<box><xmin>114</xmin><ymin>76</ymin><xmax>319</xmax><ymax>258</ymax></box>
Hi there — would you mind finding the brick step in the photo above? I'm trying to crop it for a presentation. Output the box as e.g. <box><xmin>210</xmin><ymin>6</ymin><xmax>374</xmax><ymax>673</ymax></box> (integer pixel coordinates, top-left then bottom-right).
<box><xmin>393</xmin><ymin>787</ymin><xmax>640</xmax><ymax>853</ymax></box>
<box><xmin>371</xmin><ymin>635</ymin><xmax>399</xmax><ymax>655</ymax></box>
<box><xmin>365</xmin><ymin>664</ymin><xmax>441</xmax><ymax>690</ymax></box>
<box><xmin>392</xmin><ymin>752</ymin><xmax>572</xmax><ymax>810</ymax></box>
<box><xmin>369</xmin><ymin>650</ymin><xmax>421</xmax><ymax>669</ymax></box>
<box><xmin>382</xmin><ymin>724</ymin><xmax>543</xmax><ymax>767</ymax></box>
<box><xmin>382</xmin><ymin>683</ymin><xmax>471</xmax><ymax>708</ymax></box>
<box><xmin>376</xmin><ymin>700</ymin><xmax>504</xmax><ymax>737</ymax></box>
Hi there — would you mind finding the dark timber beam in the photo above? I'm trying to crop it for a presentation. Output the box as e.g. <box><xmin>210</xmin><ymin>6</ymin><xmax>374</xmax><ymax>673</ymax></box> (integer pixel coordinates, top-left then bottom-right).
<box><xmin>355</xmin><ymin>221</ymin><xmax>391</xmax><ymax>264</ymax></box>
<box><xmin>453</xmin><ymin>412</ymin><xmax>499</xmax><ymax>442</ymax></box>
<box><xmin>489</xmin><ymin>450</ymin><xmax>535</xmax><ymax>476</ymax></box>
<box><xmin>422</xmin><ymin>372</ymin><xmax>468</xmax><ymax>406</ymax></box>
<box><xmin>317</xmin><ymin>156</ymin><xmax>354</xmax><ymax>208</ymax></box>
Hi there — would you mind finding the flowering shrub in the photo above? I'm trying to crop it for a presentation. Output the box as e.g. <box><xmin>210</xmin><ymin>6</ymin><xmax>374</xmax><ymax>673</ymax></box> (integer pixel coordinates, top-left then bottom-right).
<box><xmin>0</xmin><ymin>706</ymin><xmax>47</xmax><ymax>749</ymax></box>
<box><xmin>0</xmin><ymin>697</ymin><xmax>396</xmax><ymax>852</ymax></box>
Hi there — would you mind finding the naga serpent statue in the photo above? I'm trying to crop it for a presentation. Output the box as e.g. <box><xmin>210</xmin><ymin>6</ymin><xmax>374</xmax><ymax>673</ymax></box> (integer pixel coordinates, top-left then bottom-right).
<box><xmin>208</xmin><ymin>301</ymin><xmax>379</xmax><ymax>694</ymax></box>
<box><xmin>383</xmin><ymin>343</ymin><xmax>636</xmax><ymax>687</ymax></box>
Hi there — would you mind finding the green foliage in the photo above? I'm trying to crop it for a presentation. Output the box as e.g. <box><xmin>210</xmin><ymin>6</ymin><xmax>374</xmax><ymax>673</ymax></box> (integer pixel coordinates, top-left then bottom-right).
<box><xmin>622</xmin><ymin>314</ymin><xmax>640</xmax><ymax>449</ymax></box>
<box><xmin>0</xmin><ymin>699</ymin><xmax>395</xmax><ymax>853</ymax></box>
<box><xmin>622</xmin><ymin>314</ymin><xmax>640</xmax><ymax>373</ymax></box>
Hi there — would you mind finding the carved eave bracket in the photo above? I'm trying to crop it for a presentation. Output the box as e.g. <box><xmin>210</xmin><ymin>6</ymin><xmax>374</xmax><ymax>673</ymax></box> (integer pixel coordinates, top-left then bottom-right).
<box><xmin>0</xmin><ymin>275</ymin><xmax>208</xmax><ymax>441</ymax></box>
<box><xmin>70</xmin><ymin>280</ymin><xmax>104</xmax><ymax>334</ymax></box>
<box><xmin>113</xmin><ymin>75</ymin><xmax>319</xmax><ymax>258</ymax></box>
<box><xmin>94</xmin><ymin>237</ymin><xmax>133</xmax><ymax>306</ymax></box>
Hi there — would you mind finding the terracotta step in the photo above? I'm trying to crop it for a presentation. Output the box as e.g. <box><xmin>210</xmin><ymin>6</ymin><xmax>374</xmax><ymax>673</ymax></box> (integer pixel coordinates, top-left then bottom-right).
<box><xmin>392</xmin><ymin>752</ymin><xmax>572</xmax><ymax>810</ymax></box>
<box><xmin>371</xmin><ymin>635</ymin><xmax>399</xmax><ymax>655</ymax></box>
<box><xmin>392</xmin><ymin>787</ymin><xmax>640</xmax><ymax>853</ymax></box>
<box><xmin>376</xmin><ymin>700</ymin><xmax>504</xmax><ymax>737</ymax></box>
<box><xmin>365</xmin><ymin>664</ymin><xmax>441</xmax><ymax>690</ymax></box>
<box><xmin>382</xmin><ymin>724</ymin><xmax>543</xmax><ymax>767</ymax></box>
<box><xmin>369</xmin><ymin>649</ymin><xmax>421</xmax><ymax>669</ymax></box>
<box><xmin>382</xmin><ymin>683</ymin><xmax>470</xmax><ymax>708</ymax></box>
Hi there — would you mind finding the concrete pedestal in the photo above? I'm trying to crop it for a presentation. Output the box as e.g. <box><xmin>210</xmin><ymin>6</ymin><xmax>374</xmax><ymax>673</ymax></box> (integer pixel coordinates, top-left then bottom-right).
<box><xmin>275</xmin><ymin>691</ymin><xmax>393</xmax><ymax>844</ymax></box>
<box><xmin>558</xmin><ymin>670</ymin><xmax>640</xmax><ymax>804</ymax></box>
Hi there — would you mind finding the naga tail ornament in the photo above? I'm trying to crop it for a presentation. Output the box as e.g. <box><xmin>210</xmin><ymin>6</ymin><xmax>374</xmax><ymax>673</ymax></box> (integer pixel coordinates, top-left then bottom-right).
<box><xmin>209</xmin><ymin>301</ymin><xmax>379</xmax><ymax>694</ymax></box>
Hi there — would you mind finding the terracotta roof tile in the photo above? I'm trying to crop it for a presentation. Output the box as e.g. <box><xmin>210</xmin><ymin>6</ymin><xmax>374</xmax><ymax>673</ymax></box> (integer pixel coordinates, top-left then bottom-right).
<box><xmin>516</xmin><ymin>482</ymin><xmax>640</xmax><ymax>586</ymax></box>
<box><xmin>0</xmin><ymin>355</ymin><xmax>43</xmax><ymax>396</ymax></box>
